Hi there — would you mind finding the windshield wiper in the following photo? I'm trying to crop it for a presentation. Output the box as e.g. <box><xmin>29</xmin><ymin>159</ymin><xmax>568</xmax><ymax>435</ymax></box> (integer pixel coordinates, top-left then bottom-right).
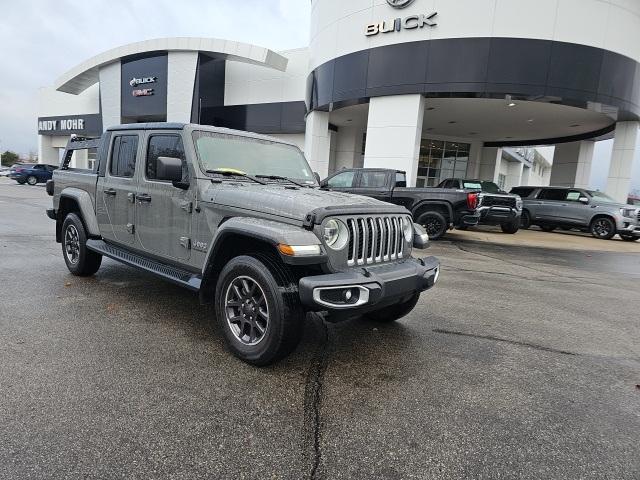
<box><xmin>255</xmin><ymin>174</ymin><xmax>311</xmax><ymax>188</ymax></box>
<box><xmin>206</xmin><ymin>169</ymin><xmax>267</xmax><ymax>185</ymax></box>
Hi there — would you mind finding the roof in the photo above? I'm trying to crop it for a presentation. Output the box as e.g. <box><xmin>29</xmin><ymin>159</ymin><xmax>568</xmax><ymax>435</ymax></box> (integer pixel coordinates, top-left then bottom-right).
<box><xmin>106</xmin><ymin>123</ymin><xmax>186</xmax><ymax>131</ymax></box>
<box><xmin>55</xmin><ymin>37</ymin><xmax>289</xmax><ymax>95</ymax></box>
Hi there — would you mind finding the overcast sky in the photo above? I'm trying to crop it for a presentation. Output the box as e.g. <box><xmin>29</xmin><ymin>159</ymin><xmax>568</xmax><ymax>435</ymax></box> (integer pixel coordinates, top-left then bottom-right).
<box><xmin>0</xmin><ymin>0</ymin><xmax>637</xmax><ymax>192</ymax></box>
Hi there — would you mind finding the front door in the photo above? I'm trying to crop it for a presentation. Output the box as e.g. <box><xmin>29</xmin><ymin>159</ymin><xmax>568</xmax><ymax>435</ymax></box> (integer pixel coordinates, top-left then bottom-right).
<box><xmin>96</xmin><ymin>134</ymin><xmax>140</xmax><ymax>246</ymax></box>
<box><xmin>562</xmin><ymin>189</ymin><xmax>592</xmax><ymax>226</ymax></box>
<box><xmin>135</xmin><ymin>133</ymin><xmax>193</xmax><ymax>261</ymax></box>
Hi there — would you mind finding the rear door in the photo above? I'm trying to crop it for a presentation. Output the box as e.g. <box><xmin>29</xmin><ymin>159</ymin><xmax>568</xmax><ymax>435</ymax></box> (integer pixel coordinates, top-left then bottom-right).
<box><xmin>135</xmin><ymin>132</ymin><xmax>193</xmax><ymax>261</ymax></box>
<box><xmin>96</xmin><ymin>134</ymin><xmax>140</xmax><ymax>246</ymax></box>
<box><xmin>536</xmin><ymin>188</ymin><xmax>570</xmax><ymax>222</ymax></box>
<box><xmin>356</xmin><ymin>170</ymin><xmax>392</xmax><ymax>201</ymax></box>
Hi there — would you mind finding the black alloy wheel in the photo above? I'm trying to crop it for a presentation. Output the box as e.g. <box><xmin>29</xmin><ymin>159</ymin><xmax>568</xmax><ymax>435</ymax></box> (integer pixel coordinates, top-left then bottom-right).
<box><xmin>590</xmin><ymin>217</ymin><xmax>616</xmax><ymax>240</ymax></box>
<box><xmin>417</xmin><ymin>211</ymin><xmax>447</xmax><ymax>240</ymax></box>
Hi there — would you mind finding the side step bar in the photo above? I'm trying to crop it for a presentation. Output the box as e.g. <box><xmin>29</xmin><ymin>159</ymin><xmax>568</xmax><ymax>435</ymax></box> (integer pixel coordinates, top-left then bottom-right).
<box><xmin>86</xmin><ymin>240</ymin><xmax>202</xmax><ymax>291</ymax></box>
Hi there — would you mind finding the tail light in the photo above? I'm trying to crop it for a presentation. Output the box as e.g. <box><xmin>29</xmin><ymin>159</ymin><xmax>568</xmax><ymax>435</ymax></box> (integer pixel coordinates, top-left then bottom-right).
<box><xmin>467</xmin><ymin>192</ymin><xmax>479</xmax><ymax>210</ymax></box>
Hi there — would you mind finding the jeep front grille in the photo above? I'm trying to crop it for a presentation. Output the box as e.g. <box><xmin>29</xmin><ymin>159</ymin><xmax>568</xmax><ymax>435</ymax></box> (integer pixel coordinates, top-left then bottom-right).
<box><xmin>346</xmin><ymin>216</ymin><xmax>405</xmax><ymax>266</ymax></box>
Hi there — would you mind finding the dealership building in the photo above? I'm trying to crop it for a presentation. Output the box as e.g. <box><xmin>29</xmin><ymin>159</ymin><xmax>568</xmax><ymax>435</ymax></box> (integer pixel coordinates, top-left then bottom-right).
<box><xmin>38</xmin><ymin>0</ymin><xmax>639</xmax><ymax>201</ymax></box>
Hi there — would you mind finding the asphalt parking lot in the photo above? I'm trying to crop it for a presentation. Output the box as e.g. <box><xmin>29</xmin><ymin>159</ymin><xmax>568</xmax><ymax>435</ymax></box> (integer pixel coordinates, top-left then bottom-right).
<box><xmin>1</xmin><ymin>178</ymin><xmax>639</xmax><ymax>479</ymax></box>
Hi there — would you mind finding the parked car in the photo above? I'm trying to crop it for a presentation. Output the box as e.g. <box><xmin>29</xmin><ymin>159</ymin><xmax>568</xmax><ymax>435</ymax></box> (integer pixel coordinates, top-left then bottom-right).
<box><xmin>0</xmin><ymin>166</ymin><xmax>11</xmax><ymax>177</ymax></box>
<box><xmin>9</xmin><ymin>163</ymin><xmax>57</xmax><ymax>185</ymax></box>
<box><xmin>47</xmin><ymin>123</ymin><xmax>440</xmax><ymax>365</ymax></box>
<box><xmin>320</xmin><ymin>168</ymin><xmax>480</xmax><ymax>240</ymax></box>
<box><xmin>512</xmin><ymin>186</ymin><xmax>640</xmax><ymax>241</ymax></box>
<box><xmin>436</xmin><ymin>178</ymin><xmax>522</xmax><ymax>233</ymax></box>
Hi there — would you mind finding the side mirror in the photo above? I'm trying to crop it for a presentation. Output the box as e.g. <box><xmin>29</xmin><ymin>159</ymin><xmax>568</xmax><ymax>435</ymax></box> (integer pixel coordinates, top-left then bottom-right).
<box><xmin>579</xmin><ymin>197</ymin><xmax>589</xmax><ymax>204</ymax></box>
<box><xmin>413</xmin><ymin>223</ymin><xmax>429</xmax><ymax>249</ymax></box>
<box><xmin>313</xmin><ymin>172</ymin><xmax>321</xmax><ymax>184</ymax></box>
<box><xmin>157</xmin><ymin>156</ymin><xmax>188</xmax><ymax>189</ymax></box>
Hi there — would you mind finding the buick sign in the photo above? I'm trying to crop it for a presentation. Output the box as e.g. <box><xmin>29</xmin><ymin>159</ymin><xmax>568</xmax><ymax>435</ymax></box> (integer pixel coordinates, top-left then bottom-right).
<box><xmin>129</xmin><ymin>76</ymin><xmax>157</xmax><ymax>87</ymax></box>
<box><xmin>387</xmin><ymin>0</ymin><xmax>416</xmax><ymax>8</ymax></box>
<box><xmin>365</xmin><ymin>12</ymin><xmax>437</xmax><ymax>36</ymax></box>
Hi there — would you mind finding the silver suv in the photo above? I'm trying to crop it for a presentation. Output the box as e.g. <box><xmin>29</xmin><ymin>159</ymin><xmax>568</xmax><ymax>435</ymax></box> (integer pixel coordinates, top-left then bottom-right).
<box><xmin>511</xmin><ymin>186</ymin><xmax>640</xmax><ymax>242</ymax></box>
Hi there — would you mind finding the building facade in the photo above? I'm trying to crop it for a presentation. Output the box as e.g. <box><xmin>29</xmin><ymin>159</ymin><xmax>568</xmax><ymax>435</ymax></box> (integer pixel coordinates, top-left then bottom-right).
<box><xmin>38</xmin><ymin>0</ymin><xmax>640</xmax><ymax>201</ymax></box>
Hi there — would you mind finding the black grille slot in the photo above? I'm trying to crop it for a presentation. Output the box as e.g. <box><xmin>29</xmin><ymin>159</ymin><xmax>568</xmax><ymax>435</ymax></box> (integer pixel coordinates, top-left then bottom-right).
<box><xmin>482</xmin><ymin>195</ymin><xmax>516</xmax><ymax>208</ymax></box>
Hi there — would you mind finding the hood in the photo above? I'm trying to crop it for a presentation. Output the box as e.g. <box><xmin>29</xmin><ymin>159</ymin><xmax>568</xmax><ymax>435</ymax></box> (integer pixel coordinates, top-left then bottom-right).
<box><xmin>205</xmin><ymin>183</ymin><xmax>394</xmax><ymax>221</ymax></box>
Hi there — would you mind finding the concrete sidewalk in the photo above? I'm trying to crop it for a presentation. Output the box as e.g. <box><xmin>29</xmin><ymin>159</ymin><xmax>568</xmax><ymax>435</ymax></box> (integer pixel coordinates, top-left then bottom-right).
<box><xmin>448</xmin><ymin>225</ymin><xmax>640</xmax><ymax>253</ymax></box>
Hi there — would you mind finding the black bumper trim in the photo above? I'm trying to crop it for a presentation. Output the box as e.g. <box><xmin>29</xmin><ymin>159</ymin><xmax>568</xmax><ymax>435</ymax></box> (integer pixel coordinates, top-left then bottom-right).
<box><xmin>298</xmin><ymin>256</ymin><xmax>439</xmax><ymax>312</ymax></box>
<box><xmin>46</xmin><ymin>208</ymin><xmax>56</xmax><ymax>220</ymax></box>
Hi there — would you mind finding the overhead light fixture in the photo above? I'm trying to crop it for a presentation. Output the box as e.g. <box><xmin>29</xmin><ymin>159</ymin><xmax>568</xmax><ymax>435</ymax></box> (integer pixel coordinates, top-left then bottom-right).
<box><xmin>448</xmin><ymin>121</ymin><xmax>457</xmax><ymax>124</ymax></box>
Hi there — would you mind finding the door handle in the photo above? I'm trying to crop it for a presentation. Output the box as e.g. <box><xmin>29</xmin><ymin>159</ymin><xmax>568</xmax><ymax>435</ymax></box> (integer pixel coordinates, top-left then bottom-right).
<box><xmin>137</xmin><ymin>193</ymin><xmax>152</xmax><ymax>203</ymax></box>
<box><xmin>104</xmin><ymin>188</ymin><xmax>116</xmax><ymax>196</ymax></box>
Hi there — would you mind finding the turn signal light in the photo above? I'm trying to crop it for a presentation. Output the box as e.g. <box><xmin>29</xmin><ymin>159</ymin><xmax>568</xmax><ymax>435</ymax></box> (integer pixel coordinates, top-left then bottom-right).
<box><xmin>467</xmin><ymin>192</ymin><xmax>479</xmax><ymax>210</ymax></box>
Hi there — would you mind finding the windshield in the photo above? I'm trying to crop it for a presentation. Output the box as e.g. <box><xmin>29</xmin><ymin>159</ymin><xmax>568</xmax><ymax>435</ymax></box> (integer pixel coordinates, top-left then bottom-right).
<box><xmin>193</xmin><ymin>131</ymin><xmax>315</xmax><ymax>184</ymax></box>
<box><xmin>462</xmin><ymin>181</ymin><xmax>482</xmax><ymax>190</ymax></box>
<box><xmin>588</xmin><ymin>190</ymin><xmax>617</xmax><ymax>203</ymax></box>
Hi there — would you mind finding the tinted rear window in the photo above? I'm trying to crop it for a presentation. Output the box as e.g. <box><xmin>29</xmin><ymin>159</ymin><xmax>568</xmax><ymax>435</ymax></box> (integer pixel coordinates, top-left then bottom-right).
<box><xmin>511</xmin><ymin>187</ymin><xmax>536</xmax><ymax>197</ymax></box>
<box><xmin>538</xmin><ymin>188</ymin><xmax>569</xmax><ymax>201</ymax></box>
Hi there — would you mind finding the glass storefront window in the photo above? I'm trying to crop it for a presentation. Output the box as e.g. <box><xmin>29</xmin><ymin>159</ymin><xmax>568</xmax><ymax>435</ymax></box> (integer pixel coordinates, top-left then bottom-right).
<box><xmin>417</xmin><ymin>139</ymin><xmax>470</xmax><ymax>186</ymax></box>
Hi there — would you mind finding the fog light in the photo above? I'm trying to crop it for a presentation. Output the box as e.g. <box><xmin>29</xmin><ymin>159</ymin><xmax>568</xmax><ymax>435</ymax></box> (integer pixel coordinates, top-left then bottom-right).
<box><xmin>344</xmin><ymin>289</ymin><xmax>353</xmax><ymax>301</ymax></box>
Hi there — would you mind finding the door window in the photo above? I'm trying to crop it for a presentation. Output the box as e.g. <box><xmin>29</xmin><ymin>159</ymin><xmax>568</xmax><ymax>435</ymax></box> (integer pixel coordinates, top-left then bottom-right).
<box><xmin>146</xmin><ymin>135</ymin><xmax>186</xmax><ymax>181</ymax></box>
<box><xmin>327</xmin><ymin>171</ymin><xmax>355</xmax><ymax>188</ymax></box>
<box><xmin>360</xmin><ymin>171</ymin><xmax>387</xmax><ymax>188</ymax></box>
<box><xmin>565</xmin><ymin>190</ymin><xmax>583</xmax><ymax>202</ymax></box>
<box><xmin>538</xmin><ymin>188</ymin><xmax>569</xmax><ymax>201</ymax></box>
<box><xmin>110</xmin><ymin>135</ymin><xmax>139</xmax><ymax>178</ymax></box>
<box><xmin>395</xmin><ymin>172</ymin><xmax>407</xmax><ymax>187</ymax></box>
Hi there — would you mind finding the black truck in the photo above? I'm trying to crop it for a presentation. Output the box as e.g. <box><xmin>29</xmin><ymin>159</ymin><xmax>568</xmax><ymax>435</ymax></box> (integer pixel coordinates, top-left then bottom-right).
<box><xmin>320</xmin><ymin>168</ymin><xmax>480</xmax><ymax>240</ymax></box>
<box><xmin>437</xmin><ymin>178</ymin><xmax>522</xmax><ymax>234</ymax></box>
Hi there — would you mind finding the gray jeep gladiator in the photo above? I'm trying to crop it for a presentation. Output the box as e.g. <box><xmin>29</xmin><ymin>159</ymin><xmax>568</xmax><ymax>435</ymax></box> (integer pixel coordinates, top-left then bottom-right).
<box><xmin>46</xmin><ymin>123</ymin><xmax>440</xmax><ymax>365</ymax></box>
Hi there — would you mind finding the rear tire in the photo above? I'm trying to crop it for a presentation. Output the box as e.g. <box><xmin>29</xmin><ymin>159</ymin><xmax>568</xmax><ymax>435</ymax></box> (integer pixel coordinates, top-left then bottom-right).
<box><xmin>590</xmin><ymin>217</ymin><xmax>616</xmax><ymax>240</ymax></box>
<box><xmin>365</xmin><ymin>294</ymin><xmax>420</xmax><ymax>323</ymax></box>
<box><xmin>214</xmin><ymin>255</ymin><xmax>304</xmax><ymax>366</ymax></box>
<box><xmin>26</xmin><ymin>175</ymin><xmax>37</xmax><ymax>186</ymax></box>
<box><xmin>61</xmin><ymin>213</ymin><xmax>102</xmax><ymax>276</ymax></box>
<box><xmin>416</xmin><ymin>211</ymin><xmax>448</xmax><ymax>240</ymax></box>
<box><xmin>619</xmin><ymin>234</ymin><xmax>639</xmax><ymax>242</ymax></box>
<box><xmin>540</xmin><ymin>225</ymin><xmax>556</xmax><ymax>232</ymax></box>
<box><xmin>501</xmin><ymin>219</ymin><xmax>520</xmax><ymax>234</ymax></box>
<box><xmin>520</xmin><ymin>210</ymin><xmax>531</xmax><ymax>230</ymax></box>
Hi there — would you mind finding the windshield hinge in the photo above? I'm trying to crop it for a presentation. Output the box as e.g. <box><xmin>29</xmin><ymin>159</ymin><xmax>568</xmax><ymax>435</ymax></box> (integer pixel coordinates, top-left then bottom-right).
<box><xmin>303</xmin><ymin>213</ymin><xmax>316</xmax><ymax>229</ymax></box>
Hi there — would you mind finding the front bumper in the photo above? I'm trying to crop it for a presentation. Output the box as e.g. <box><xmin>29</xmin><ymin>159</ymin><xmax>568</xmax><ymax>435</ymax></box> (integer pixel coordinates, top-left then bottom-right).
<box><xmin>298</xmin><ymin>256</ymin><xmax>439</xmax><ymax>314</ymax></box>
<box><xmin>478</xmin><ymin>206</ymin><xmax>521</xmax><ymax>225</ymax></box>
<box><xmin>460</xmin><ymin>212</ymin><xmax>481</xmax><ymax>227</ymax></box>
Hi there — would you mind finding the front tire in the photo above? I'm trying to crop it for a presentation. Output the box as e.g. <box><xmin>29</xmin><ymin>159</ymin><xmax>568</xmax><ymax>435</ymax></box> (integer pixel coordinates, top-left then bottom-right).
<box><xmin>16</xmin><ymin>178</ymin><xmax>26</xmax><ymax>185</ymax></box>
<box><xmin>501</xmin><ymin>219</ymin><xmax>520</xmax><ymax>234</ymax></box>
<box><xmin>214</xmin><ymin>255</ymin><xmax>304</xmax><ymax>366</ymax></box>
<box><xmin>590</xmin><ymin>217</ymin><xmax>616</xmax><ymax>240</ymax></box>
<box><xmin>365</xmin><ymin>293</ymin><xmax>420</xmax><ymax>323</ymax></box>
<box><xmin>61</xmin><ymin>213</ymin><xmax>102</xmax><ymax>276</ymax></box>
<box><xmin>416</xmin><ymin>211</ymin><xmax>448</xmax><ymax>240</ymax></box>
<box><xmin>26</xmin><ymin>175</ymin><xmax>37</xmax><ymax>185</ymax></box>
<box><xmin>620</xmin><ymin>234</ymin><xmax>639</xmax><ymax>242</ymax></box>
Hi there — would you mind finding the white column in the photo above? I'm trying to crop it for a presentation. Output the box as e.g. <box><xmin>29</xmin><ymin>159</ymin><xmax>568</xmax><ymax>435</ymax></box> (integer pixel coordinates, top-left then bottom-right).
<box><xmin>304</xmin><ymin>111</ymin><xmax>331</xmax><ymax>178</ymax></box>
<box><xmin>334</xmin><ymin>126</ymin><xmax>361</xmax><ymax>172</ymax></box>
<box><xmin>363</xmin><ymin>94</ymin><xmax>425</xmax><ymax>187</ymax></box>
<box><xmin>466</xmin><ymin>141</ymin><xmax>483</xmax><ymax>178</ymax></box>
<box><xmin>478</xmin><ymin>147</ymin><xmax>502</xmax><ymax>182</ymax></box>
<box><xmin>549</xmin><ymin>141</ymin><xmax>594</xmax><ymax>188</ymax></box>
<box><xmin>99</xmin><ymin>61</ymin><xmax>121</xmax><ymax>129</ymax></box>
<box><xmin>38</xmin><ymin>135</ymin><xmax>59</xmax><ymax>166</ymax></box>
<box><xmin>167</xmin><ymin>51</ymin><xmax>199</xmax><ymax>123</ymax></box>
<box><xmin>606</xmin><ymin>121</ymin><xmax>639</xmax><ymax>203</ymax></box>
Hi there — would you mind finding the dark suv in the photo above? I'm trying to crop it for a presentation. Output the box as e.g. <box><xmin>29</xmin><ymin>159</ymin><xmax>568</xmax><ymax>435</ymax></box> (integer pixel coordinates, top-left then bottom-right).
<box><xmin>9</xmin><ymin>163</ymin><xmax>57</xmax><ymax>185</ymax></box>
<box><xmin>512</xmin><ymin>186</ymin><xmax>640</xmax><ymax>241</ymax></box>
<box><xmin>437</xmin><ymin>178</ymin><xmax>522</xmax><ymax>233</ymax></box>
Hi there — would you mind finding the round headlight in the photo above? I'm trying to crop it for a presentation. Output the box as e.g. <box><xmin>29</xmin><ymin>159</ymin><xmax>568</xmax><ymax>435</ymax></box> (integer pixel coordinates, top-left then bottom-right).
<box><xmin>402</xmin><ymin>216</ymin><xmax>413</xmax><ymax>242</ymax></box>
<box><xmin>323</xmin><ymin>219</ymin><xmax>348</xmax><ymax>250</ymax></box>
